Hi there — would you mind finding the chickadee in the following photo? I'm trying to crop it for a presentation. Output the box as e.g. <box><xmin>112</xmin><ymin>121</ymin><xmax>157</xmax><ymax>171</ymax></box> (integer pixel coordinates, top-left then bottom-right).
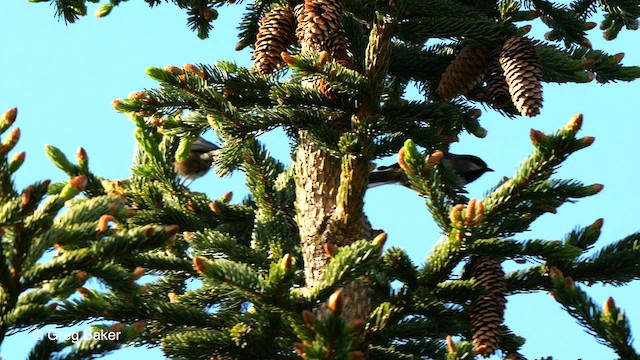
<box><xmin>369</xmin><ymin>152</ymin><xmax>493</xmax><ymax>188</ymax></box>
<box><xmin>174</xmin><ymin>137</ymin><xmax>220</xmax><ymax>183</ymax></box>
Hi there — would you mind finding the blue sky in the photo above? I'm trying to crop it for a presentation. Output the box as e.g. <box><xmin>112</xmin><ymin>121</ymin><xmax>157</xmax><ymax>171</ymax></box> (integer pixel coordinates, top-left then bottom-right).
<box><xmin>1</xmin><ymin>1</ymin><xmax>639</xmax><ymax>359</ymax></box>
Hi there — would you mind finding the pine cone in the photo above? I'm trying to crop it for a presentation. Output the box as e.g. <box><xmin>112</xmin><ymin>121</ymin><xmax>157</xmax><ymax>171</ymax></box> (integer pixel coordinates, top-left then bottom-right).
<box><xmin>437</xmin><ymin>44</ymin><xmax>491</xmax><ymax>100</ymax></box>
<box><xmin>253</xmin><ymin>7</ymin><xmax>296</xmax><ymax>76</ymax></box>
<box><xmin>470</xmin><ymin>257</ymin><xmax>506</xmax><ymax>357</ymax></box>
<box><xmin>484</xmin><ymin>51</ymin><xmax>511</xmax><ymax>107</ymax></box>
<box><xmin>499</xmin><ymin>36</ymin><xmax>543</xmax><ymax>117</ymax></box>
<box><xmin>295</xmin><ymin>0</ymin><xmax>352</xmax><ymax>66</ymax></box>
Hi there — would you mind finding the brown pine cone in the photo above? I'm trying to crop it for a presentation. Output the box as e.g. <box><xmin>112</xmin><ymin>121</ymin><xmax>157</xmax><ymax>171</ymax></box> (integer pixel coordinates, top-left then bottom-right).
<box><xmin>470</xmin><ymin>257</ymin><xmax>507</xmax><ymax>357</ymax></box>
<box><xmin>437</xmin><ymin>44</ymin><xmax>491</xmax><ymax>100</ymax></box>
<box><xmin>500</xmin><ymin>36</ymin><xmax>543</xmax><ymax>117</ymax></box>
<box><xmin>253</xmin><ymin>7</ymin><xmax>296</xmax><ymax>76</ymax></box>
<box><xmin>485</xmin><ymin>51</ymin><xmax>511</xmax><ymax>107</ymax></box>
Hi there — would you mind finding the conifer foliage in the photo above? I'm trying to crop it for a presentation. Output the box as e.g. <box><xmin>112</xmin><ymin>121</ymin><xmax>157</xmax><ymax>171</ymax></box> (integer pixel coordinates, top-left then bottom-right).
<box><xmin>7</xmin><ymin>0</ymin><xmax>640</xmax><ymax>358</ymax></box>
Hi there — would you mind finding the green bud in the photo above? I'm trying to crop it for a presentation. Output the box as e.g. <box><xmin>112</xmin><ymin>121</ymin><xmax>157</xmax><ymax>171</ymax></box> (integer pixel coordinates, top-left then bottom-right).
<box><xmin>8</xmin><ymin>151</ymin><xmax>25</xmax><ymax>174</ymax></box>
<box><xmin>175</xmin><ymin>137</ymin><xmax>193</xmax><ymax>162</ymax></box>
<box><xmin>0</xmin><ymin>108</ymin><xmax>17</xmax><ymax>135</ymax></box>
<box><xmin>45</xmin><ymin>145</ymin><xmax>75</xmax><ymax>174</ymax></box>
<box><xmin>95</xmin><ymin>4</ymin><xmax>113</xmax><ymax>18</ymax></box>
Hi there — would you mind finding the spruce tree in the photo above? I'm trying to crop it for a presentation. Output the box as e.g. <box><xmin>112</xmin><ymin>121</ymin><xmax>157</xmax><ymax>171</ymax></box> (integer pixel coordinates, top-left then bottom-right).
<box><xmin>2</xmin><ymin>0</ymin><xmax>640</xmax><ymax>359</ymax></box>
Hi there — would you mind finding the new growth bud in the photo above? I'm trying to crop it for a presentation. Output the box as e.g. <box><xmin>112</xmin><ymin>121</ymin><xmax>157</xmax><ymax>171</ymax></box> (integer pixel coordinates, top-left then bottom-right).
<box><xmin>221</xmin><ymin>191</ymin><xmax>233</xmax><ymax>203</ymax></box>
<box><xmin>20</xmin><ymin>187</ymin><xmax>31</xmax><ymax>206</ymax></box>
<box><xmin>548</xmin><ymin>266</ymin><xmax>563</xmax><ymax>280</ymax></box>
<box><xmin>529</xmin><ymin>129</ymin><xmax>546</xmax><ymax>145</ymax></box>
<box><xmin>202</xmin><ymin>7</ymin><xmax>218</xmax><ymax>21</ymax></box>
<box><xmin>95</xmin><ymin>4</ymin><xmax>113</xmax><ymax>18</ymax></box>
<box><xmin>475</xmin><ymin>201</ymin><xmax>484</xmax><ymax>224</ymax></box>
<box><xmin>209</xmin><ymin>202</ymin><xmax>222</xmax><ymax>216</ymax></box>
<box><xmin>588</xmin><ymin>183</ymin><xmax>604</xmax><ymax>195</ymax></box>
<box><xmin>327</xmin><ymin>289</ymin><xmax>344</xmax><ymax>316</ymax></box>
<box><xmin>281</xmin><ymin>52</ymin><xmax>295</xmax><ymax>65</ymax></box>
<box><xmin>76</xmin><ymin>147</ymin><xmax>88</xmax><ymax>162</ymax></box>
<box><xmin>564</xmin><ymin>276</ymin><xmax>575</xmax><ymax>289</ymax></box>
<box><xmin>465</xmin><ymin>198</ymin><xmax>476</xmax><ymax>226</ymax></box>
<box><xmin>579</xmin><ymin>136</ymin><xmax>595</xmax><ymax>147</ymax></box>
<box><xmin>293</xmin><ymin>342</ymin><xmax>309</xmax><ymax>356</ymax></box>
<box><xmin>566</xmin><ymin>114</ymin><xmax>583</xmax><ymax>132</ymax></box>
<box><xmin>603</xmin><ymin>297</ymin><xmax>616</xmax><ymax>315</ymax></box>
<box><xmin>373</xmin><ymin>232</ymin><xmax>387</xmax><ymax>247</ymax></box>
<box><xmin>46</xmin><ymin>302</ymin><xmax>59</xmax><ymax>313</ymax></box>
<box><xmin>110</xmin><ymin>323</ymin><xmax>125</xmax><ymax>334</ymax></box>
<box><xmin>182</xmin><ymin>64</ymin><xmax>206</xmax><ymax>79</ymax></box>
<box><xmin>132</xmin><ymin>321</ymin><xmax>146</xmax><ymax>333</ymax></box>
<box><xmin>77</xmin><ymin>287</ymin><xmax>91</xmax><ymax>299</ymax></box>
<box><xmin>70</xmin><ymin>175</ymin><xmax>88</xmax><ymax>192</ymax></box>
<box><xmin>97</xmin><ymin>215</ymin><xmax>117</xmax><ymax>233</ymax></box>
<box><xmin>165</xmin><ymin>225</ymin><xmax>180</xmax><ymax>245</ymax></box>
<box><xmin>164</xmin><ymin>65</ymin><xmax>184</xmax><ymax>75</ymax></box>
<box><xmin>282</xmin><ymin>254</ymin><xmax>292</xmax><ymax>269</ymax></box>
<box><xmin>612</xmin><ymin>52</ymin><xmax>625</xmax><ymax>63</ymax></box>
<box><xmin>1</xmin><ymin>128</ymin><xmax>21</xmax><ymax>155</ymax></box>
<box><xmin>397</xmin><ymin>147</ymin><xmax>413</xmax><ymax>174</ymax></box>
<box><xmin>426</xmin><ymin>151</ymin><xmax>444</xmax><ymax>170</ymax></box>
<box><xmin>133</xmin><ymin>267</ymin><xmax>145</xmax><ymax>280</ymax></box>
<box><xmin>76</xmin><ymin>271</ymin><xmax>89</xmax><ymax>285</ymax></box>
<box><xmin>0</xmin><ymin>108</ymin><xmax>17</xmax><ymax>133</ymax></box>
<box><xmin>323</xmin><ymin>243</ymin><xmax>338</xmax><ymax>258</ymax></box>
<box><xmin>8</xmin><ymin>151</ymin><xmax>25</xmax><ymax>173</ymax></box>
<box><xmin>519</xmin><ymin>25</ymin><xmax>532</xmax><ymax>35</ymax></box>
<box><xmin>592</xmin><ymin>218</ymin><xmax>604</xmax><ymax>230</ymax></box>
<box><xmin>302</xmin><ymin>310</ymin><xmax>315</xmax><ymax>328</ymax></box>
<box><xmin>207</xmin><ymin>114</ymin><xmax>216</xmax><ymax>128</ymax></box>
<box><xmin>318</xmin><ymin>51</ymin><xmax>329</xmax><ymax>66</ymax></box>
<box><xmin>193</xmin><ymin>257</ymin><xmax>209</xmax><ymax>273</ymax></box>
<box><xmin>449</xmin><ymin>204</ymin><xmax>465</xmax><ymax>228</ymax></box>
<box><xmin>128</xmin><ymin>91</ymin><xmax>148</xmax><ymax>100</ymax></box>
<box><xmin>446</xmin><ymin>335</ymin><xmax>456</xmax><ymax>353</ymax></box>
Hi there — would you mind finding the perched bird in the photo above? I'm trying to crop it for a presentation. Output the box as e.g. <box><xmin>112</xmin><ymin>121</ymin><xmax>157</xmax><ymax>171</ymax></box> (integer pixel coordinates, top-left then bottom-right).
<box><xmin>174</xmin><ymin>137</ymin><xmax>220</xmax><ymax>184</ymax></box>
<box><xmin>369</xmin><ymin>152</ymin><xmax>493</xmax><ymax>188</ymax></box>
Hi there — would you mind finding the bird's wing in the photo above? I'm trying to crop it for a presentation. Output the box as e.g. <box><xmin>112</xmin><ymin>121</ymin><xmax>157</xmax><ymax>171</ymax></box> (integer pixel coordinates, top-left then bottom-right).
<box><xmin>191</xmin><ymin>137</ymin><xmax>220</xmax><ymax>153</ymax></box>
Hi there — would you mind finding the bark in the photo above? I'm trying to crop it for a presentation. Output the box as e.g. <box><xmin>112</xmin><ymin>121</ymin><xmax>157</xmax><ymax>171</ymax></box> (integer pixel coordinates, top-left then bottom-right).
<box><xmin>294</xmin><ymin>131</ymin><xmax>372</xmax><ymax>323</ymax></box>
<box><xmin>294</xmin><ymin>0</ymin><xmax>374</xmax><ymax>326</ymax></box>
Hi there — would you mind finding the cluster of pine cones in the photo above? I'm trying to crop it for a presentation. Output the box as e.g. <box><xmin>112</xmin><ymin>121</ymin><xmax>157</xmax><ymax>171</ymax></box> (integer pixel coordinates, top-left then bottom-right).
<box><xmin>253</xmin><ymin>0</ymin><xmax>349</xmax><ymax>76</ymax></box>
<box><xmin>437</xmin><ymin>36</ymin><xmax>544</xmax><ymax>117</ymax></box>
<box><xmin>252</xmin><ymin>2</ymin><xmax>543</xmax><ymax>117</ymax></box>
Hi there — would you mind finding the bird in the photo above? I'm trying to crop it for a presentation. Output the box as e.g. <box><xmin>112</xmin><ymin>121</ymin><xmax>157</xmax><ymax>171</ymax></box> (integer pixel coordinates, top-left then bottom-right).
<box><xmin>174</xmin><ymin>137</ymin><xmax>220</xmax><ymax>184</ymax></box>
<box><xmin>369</xmin><ymin>152</ymin><xmax>493</xmax><ymax>188</ymax></box>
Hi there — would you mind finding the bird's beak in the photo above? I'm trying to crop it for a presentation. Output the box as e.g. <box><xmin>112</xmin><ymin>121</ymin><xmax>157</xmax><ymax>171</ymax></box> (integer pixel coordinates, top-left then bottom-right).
<box><xmin>487</xmin><ymin>168</ymin><xmax>494</xmax><ymax>172</ymax></box>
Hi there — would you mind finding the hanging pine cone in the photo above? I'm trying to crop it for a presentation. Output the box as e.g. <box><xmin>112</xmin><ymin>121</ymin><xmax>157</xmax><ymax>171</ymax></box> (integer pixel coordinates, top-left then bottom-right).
<box><xmin>484</xmin><ymin>51</ymin><xmax>511</xmax><ymax>107</ymax></box>
<box><xmin>253</xmin><ymin>7</ymin><xmax>296</xmax><ymax>76</ymax></box>
<box><xmin>499</xmin><ymin>36</ymin><xmax>543</xmax><ymax>117</ymax></box>
<box><xmin>295</xmin><ymin>0</ymin><xmax>352</xmax><ymax>66</ymax></box>
<box><xmin>325</xmin><ymin>33</ymin><xmax>352</xmax><ymax>68</ymax></box>
<box><xmin>295</xmin><ymin>0</ymin><xmax>345</xmax><ymax>48</ymax></box>
<box><xmin>437</xmin><ymin>44</ymin><xmax>491</xmax><ymax>100</ymax></box>
<box><xmin>469</xmin><ymin>257</ymin><xmax>506</xmax><ymax>357</ymax></box>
